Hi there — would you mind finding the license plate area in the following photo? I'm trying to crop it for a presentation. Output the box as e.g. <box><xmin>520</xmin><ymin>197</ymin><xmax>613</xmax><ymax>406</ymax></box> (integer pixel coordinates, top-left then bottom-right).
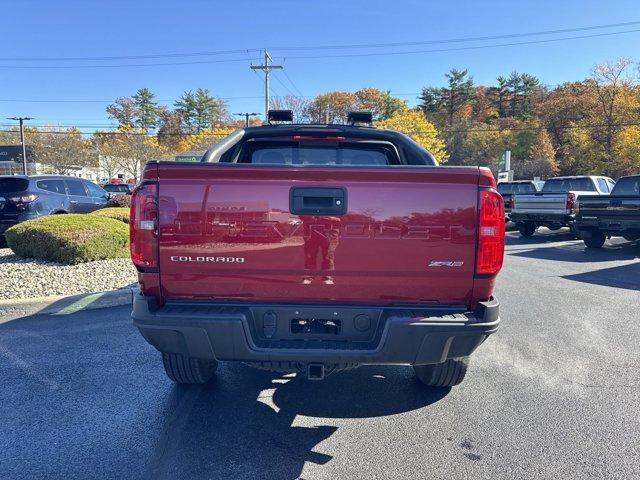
<box><xmin>291</xmin><ymin>318</ymin><xmax>342</xmax><ymax>335</ymax></box>
<box><xmin>248</xmin><ymin>305</ymin><xmax>382</xmax><ymax>343</ymax></box>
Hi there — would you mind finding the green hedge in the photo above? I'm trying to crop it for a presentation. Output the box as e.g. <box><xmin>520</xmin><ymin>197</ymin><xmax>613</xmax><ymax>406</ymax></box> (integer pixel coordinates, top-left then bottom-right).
<box><xmin>106</xmin><ymin>194</ymin><xmax>132</xmax><ymax>208</ymax></box>
<box><xmin>5</xmin><ymin>214</ymin><xmax>129</xmax><ymax>265</ymax></box>
<box><xmin>91</xmin><ymin>207</ymin><xmax>130</xmax><ymax>224</ymax></box>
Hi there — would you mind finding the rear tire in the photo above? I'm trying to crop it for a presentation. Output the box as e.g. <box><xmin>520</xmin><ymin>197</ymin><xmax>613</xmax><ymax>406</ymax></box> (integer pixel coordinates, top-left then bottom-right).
<box><xmin>413</xmin><ymin>357</ymin><xmax>469</xmax><ymax>387</ymax></box>
<box><xmin>584</xmin><ymin>232</ymin><xmax>606</xmax><ymax>249</ymax></box>
<box><xmin>161</xmin><ymin>352</ymin><xmax>218</xmax><ymax>384</ymax></box>
<box><xmin>518</xmin><ymin>222</ymin><xmax>536</xmax><ymax>237</ymax></box>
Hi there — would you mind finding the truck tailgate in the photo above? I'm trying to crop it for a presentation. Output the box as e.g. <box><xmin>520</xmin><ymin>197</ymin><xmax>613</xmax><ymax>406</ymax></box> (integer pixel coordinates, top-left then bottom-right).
<box><xmin>513</xmin><ymin>193</ymin><xmax>567</xmax><ymax>213</ymax></box>
<box><xmin>157</xmin><ymin>164</ymin><xmax>480</xmax><ymax>305</ymax></box>
<box><xmin>579</xmin><ymin>195</ymin><xmax>640</xmax><ymax>218</ymax></box>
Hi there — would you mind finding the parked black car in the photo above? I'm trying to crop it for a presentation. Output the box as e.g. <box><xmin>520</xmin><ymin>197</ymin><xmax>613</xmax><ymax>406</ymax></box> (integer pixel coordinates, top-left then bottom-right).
<box><xmin>0</xmin><ymin>175</ymin><xmax>108</xmax><ymax>237</ymax></box>
<box><xmin>575</xmin><ymin>174</ymin><xmax>640</xmax><ymax>248</ymax></box>
<box><xmin>102</xmin><ymin>183</ymin><xmax>134</xmax><ymax>198</ymax></box>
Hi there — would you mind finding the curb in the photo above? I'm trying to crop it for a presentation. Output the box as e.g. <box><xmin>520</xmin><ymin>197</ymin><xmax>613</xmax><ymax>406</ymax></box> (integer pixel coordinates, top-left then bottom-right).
<box><xmin>0</xmin><ymin>286</ymin><xmax>138</xmax><ymax>322</ymax></box>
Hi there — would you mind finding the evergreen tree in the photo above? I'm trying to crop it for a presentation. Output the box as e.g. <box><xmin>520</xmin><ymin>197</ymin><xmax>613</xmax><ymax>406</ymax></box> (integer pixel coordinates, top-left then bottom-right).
<box><xmin>175</xmin><ymin>89</ymin><xmax>227</xmax><ymax>132</ymax></box>
<box><xmin>444</xmin><ymin>69</ymin><xmax>475</xmax><ymax>125</ymax></box>
<box><xmin>132</xmin><ymin>88</ymin><xmax>159</xmax><ymax>130</ymax></box>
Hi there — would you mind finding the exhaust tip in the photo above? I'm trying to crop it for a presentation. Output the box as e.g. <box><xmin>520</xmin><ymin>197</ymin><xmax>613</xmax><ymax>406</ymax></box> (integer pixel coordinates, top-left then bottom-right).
<box><xmin>307</xmin><ymin>363</ymin><xmax>325</xmax><ymax>381</ymax></box>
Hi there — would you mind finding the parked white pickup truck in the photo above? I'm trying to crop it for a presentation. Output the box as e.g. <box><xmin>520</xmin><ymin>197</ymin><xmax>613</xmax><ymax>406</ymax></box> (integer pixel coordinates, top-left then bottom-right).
<box><xmin>509</xmin><ymin>176</ymin><xmax>615</xmax><ymax>237</ymax></box>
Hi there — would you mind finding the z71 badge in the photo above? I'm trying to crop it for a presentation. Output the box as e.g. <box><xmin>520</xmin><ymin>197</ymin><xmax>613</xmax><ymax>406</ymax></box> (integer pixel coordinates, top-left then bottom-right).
<box><xmin>428</xmin><ymin>260</ymin><xmax>464</xmax><ymax>267</ymax></box>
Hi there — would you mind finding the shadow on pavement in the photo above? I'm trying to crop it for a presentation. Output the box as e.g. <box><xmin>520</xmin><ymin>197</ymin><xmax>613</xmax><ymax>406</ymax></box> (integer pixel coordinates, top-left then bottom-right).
<box><xmin>505</xmin><ymin>229</ymin><xmax>577</xmax><ymax>245</ymax></box>
<box><xmin>562</xmin><ymin>262</ymin><xmax>640</xmax><ymax>291</ymax></box>
<box><xmin>145</xmin><ymin>363</ymin><xmax>448</xmax><ymax>480</ymax></box>
<box><xmin>508</xmin><ymin>239</ymin><xmax>640</xmax><ymax>263</ymax></box>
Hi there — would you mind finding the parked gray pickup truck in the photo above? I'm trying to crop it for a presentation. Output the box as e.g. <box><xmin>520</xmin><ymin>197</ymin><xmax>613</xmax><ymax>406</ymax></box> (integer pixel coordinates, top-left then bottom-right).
<box><xmin>509</xmin><ymin>176</ymin><xmax>615</xmax><ymax>237</ymax></box>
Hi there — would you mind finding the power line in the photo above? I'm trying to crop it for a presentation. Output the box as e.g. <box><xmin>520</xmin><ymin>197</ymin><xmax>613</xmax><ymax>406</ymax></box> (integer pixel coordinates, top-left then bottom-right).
<box><xmin>281</xmin><ymin>29</ymin><xmax>640</xmax><ymax>61</ymax></box>
<box><xmin>0</xmin><ymin>57</ymin><xmax>252</xmax><ymax>69</ymax></box>
<box><xmin>2</xmin><ymin>28</ymin><xmax>639</xmax><ymax>69</ymax></box>
<box><xmin>0</xmin><ymin>48</ymin><xmax>262</xmax><ymax>62</ymax></box>
<box><xmin>272</xmin><ymin>71</ymin><xmax>298</xmax><ymax>97</ymax></box>
<box><xmin>282</xmin><ymin>71</ymin><xmax>305</xmax><ymax>97</ymax></box>
<box><xmin>2</xmin><ymin>20</ymin><xmax>638</xmax><ymax>62</ymax></box>
<box><xmin>268</xmin><ymin>20</ymin><xmax>640</xmax><ymax>51</ymax></box>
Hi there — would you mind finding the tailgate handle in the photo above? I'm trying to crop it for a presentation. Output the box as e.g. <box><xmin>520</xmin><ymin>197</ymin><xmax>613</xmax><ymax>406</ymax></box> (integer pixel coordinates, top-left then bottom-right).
<box><xmin>610</xmin><ymin>200</ymin><xmax>622</xmax><ymax>206</ymax></box>
<box><xmin>290</xmin><ymin>187</ymin><xmax>347</xmax><ymax>215</ymax></box>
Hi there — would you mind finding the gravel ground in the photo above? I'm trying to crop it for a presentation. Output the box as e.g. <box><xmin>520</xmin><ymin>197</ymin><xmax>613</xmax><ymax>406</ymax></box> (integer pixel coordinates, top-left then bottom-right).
<box><xmin>0</xmin><ymin>248</ymin><xmax>137</xmax><ymax>300</ymax></box>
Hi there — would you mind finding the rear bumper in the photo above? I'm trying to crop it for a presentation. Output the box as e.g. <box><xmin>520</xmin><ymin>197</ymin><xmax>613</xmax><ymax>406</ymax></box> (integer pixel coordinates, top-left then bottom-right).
<box><xmin>132</xmin><ymin>294</ymin><xmax>500</xmax><ymax>366</ymax></box>
<box><xmin>576</xmin><ymin>216</ymin><xmax>640</xmax><ymax>237</ymax></box>
<box><xmin>510</xmin><ymin>212</ymin><xmax>573</xmax><ymax>225</ymax></box>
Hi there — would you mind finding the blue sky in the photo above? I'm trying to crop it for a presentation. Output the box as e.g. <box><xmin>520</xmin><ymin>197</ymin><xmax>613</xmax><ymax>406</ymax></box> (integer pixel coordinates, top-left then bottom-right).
<box><xmin>1</xmin><ymin>0</ymin><xmax>639</xmax><ymax>129</ymax></box>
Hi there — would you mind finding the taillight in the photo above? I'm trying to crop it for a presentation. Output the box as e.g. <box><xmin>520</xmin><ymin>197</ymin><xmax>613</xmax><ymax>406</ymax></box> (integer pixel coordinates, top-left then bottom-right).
<box><xmin>130</xmin><ymin>182</ymin><xmax>158</xmax><ymax>270</ymax></box>
<box><xmin>8</xmin><ymin>194</ymin><xmax>38</xmax><ymax>204</ymax></box>
<box><xmin>476</xmin><ymin>189</ymin><xmax>505</xmax><ymax>276</ymax></box>
<box><xmin>566</xmin><ymin>192</ymin><xmax>576</xmax><ymax>211</ymax></box>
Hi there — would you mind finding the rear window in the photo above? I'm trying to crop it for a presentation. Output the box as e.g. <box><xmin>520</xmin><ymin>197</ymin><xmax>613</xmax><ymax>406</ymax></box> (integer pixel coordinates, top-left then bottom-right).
<box><xmin>238</xmin><ymin>141</ymin><xmax>399</xmax><ymax>166</ymax></box>
<box><xmin>36</xmin><ymin>179</ymin><xmax>66</xmax><ymax>194</ymax></box>
<box><xmin>497</xmin><ymin>183</ymin><xmax>513</xmax><ymax>194</ymax></box>
<box><xmin>542</xmin><ymin>178</ymin><xmax>596</xmax><ymax>193</ymax></box>
<box><xmin>497</xmin><ymin>183</ymin><xmax>537</xmax><ymax>194</ymax></box>
<box><xmin>0</xmin><ymin>178</ymin><xmax>28</xmax><ymax>194</ymax></box>
<box><xmin>104</xmin><ymin>184</ymin><xmax>131</xmax><ymax>193</ymax></box>
<box><xmin>612</xmin><ymin>176</ymin><xmax>640</xmax><ymax>195</ymax></box>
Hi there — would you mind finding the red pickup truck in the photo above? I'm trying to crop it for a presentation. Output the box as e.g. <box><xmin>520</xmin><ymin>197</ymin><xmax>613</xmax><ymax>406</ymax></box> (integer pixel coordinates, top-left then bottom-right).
<box><xmin>131</xmin><ymin>117</ymin><xmax>504</xmax><ymax>387</ymax></box>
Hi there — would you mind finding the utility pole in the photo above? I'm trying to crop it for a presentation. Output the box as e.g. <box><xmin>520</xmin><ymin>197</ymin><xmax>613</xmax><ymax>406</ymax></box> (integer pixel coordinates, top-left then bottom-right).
<box><xmin>250</xmin><ymin>50</ymin><xmax>282</xmax><ymax>120</ymax></box>
<box><xmin>7</xmin><ymin>116</ymin><xmax>33</xmax><ymax>175</ymax></box>
<box><xmin>234</xmin><ymin>112</ymin><xmax>261</xmax><ymax>127</ymax></box>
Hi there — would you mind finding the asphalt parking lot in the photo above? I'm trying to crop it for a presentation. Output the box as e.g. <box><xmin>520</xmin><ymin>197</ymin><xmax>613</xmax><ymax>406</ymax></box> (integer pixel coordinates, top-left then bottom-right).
<box><xmin>0</xmin><ymin>229</ymin><xmax>638</xmax><ymax>480</ymax></box>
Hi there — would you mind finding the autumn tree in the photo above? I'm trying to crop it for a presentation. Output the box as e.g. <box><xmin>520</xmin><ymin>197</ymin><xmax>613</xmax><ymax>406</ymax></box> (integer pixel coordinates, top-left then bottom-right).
<box><xmin>304</xmin><ymin>88</ymin><xmax>406</xmax><ymax>123</ymax></box>
<box><xmin>516</xmin><ymin>129</ymin><xmax>559</xmax><ymax>178</ymax></box>
<box><xmin>590</xmin><ymin>58</ymin><xmax>637</xmax><ymax>166</ymax></box>
<box><xmin>376</xmin><ymin>109</ymin><xmax>448</xmax><ymax>162</ymax></box>
<box><xmin>29</xmin><ymin>128</ymin><xmax>96</xmax><ymax>174</ymax></box>
<box><xmin>95</xmin><ymin>126</ymin><xmax>168</xmax><ymax>180</ymax></box>
<box><xmin>613</xmin><ymin>126</ymin><xmax>640</xmax><ymax>176</ymax></box>
<box><xmin>559</xmin><ymin>126</ymin><xmax>605</xmax><ymax>175</ymax></box>
<box><xmin>106</xmin><ymin>97</ymin><xmax>138</xmax><ymax>127</ymax></box>
<box><xmin>270</xmin><ymin>95</ymin><xmax>310</xmax><ymax>123</ymax></box>
<box><xmin>459</xmin><ymin>126</ymin><xmax>511</xmax><ymax>171</ymax></box>
<box><xmin>353</xmin><ymin>88</ymin><xmax>407</xmax><ymax>120</ymax></box>
<box><xmin>156</xmin><ymin>107</ymin><xmax>184</xmax><ymax>151</ymax></box>
<box><xmin>305</xmin><ymin>91</ymin><xmax>357</xmax><ymax>123</ymax></box>
<box><xmin>174</xmin><ymin>125</ymin><xmax>236</xmax><ymax>153</ymax></box>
